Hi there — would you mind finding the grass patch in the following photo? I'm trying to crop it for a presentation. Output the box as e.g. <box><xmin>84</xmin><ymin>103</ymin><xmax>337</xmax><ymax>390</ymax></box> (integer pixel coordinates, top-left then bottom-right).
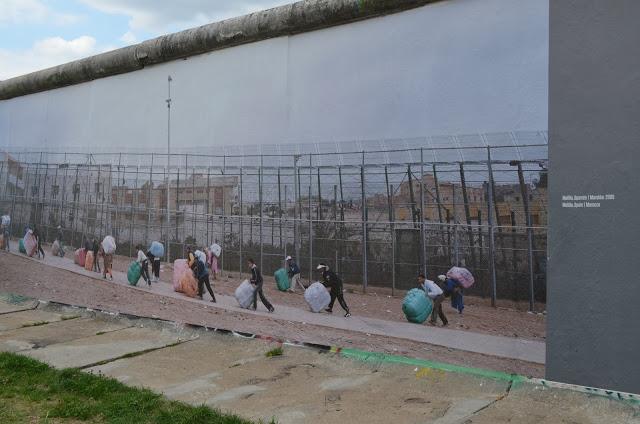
<box><xmin>0</xmin><ymin>352</ymin><xmax>256</xmax><ymax>423</ymax></box>
<box><xmin>21</xmin><ymin>321</ymin><xmax>49</xmax><ymax>328</ymax></box>
<box><xmin>265</xmin><ymin>347</ymin><xmax>283</xmax><ymax>358</ymax></box>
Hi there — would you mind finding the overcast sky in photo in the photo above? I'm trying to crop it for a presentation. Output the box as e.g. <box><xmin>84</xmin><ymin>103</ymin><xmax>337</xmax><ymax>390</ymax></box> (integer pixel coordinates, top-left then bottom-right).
<box><xmin>0</xmin><ymin>0</ymin><xmax>292</xmax><ymax>80</ymax></box>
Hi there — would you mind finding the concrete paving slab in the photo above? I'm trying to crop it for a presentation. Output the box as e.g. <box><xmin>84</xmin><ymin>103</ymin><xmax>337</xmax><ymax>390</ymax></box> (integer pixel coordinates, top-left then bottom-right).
<box><xmin>87</xmin><ymin>331</ymin><xmax>510</xmax><ymax>424</ymax></box>
<box><xmin>9</xmin><ymin>248</ymin><xmax>546</xmax><ymax>364</ymax></box>
<box><xmin>469</xmin><ymin>382</ymin><xmax>640</xmax><ymax>424</ymax></box>
<box><xmin>0</xmin><ymin>309</ymin><xmax>73</xmax><ymax>332</ymax></box>
<box><xmin>23</xmin><ymin>326</ymin><xmax>187</xmax><ymax>369</ymax></box>
<box><xmin>0</xmin><ymin>293</ymin><xmax>38</xmax><ymax>314</ymax></box>
<box><xmin>0</xmin><ymin>317</ymin><xmax>131</xmax><ymax>352</ymax></box>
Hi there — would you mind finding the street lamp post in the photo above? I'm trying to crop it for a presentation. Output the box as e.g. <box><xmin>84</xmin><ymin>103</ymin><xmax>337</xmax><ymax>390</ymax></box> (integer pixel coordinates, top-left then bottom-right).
<box><xmin>166</xmin><ymin>75</ymin><xmax>172</xmax><ymax>263</ymax></box>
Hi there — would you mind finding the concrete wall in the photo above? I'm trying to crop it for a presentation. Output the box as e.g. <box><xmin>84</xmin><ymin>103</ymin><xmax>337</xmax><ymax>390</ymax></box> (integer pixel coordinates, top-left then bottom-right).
<box><xmin>0</xmin><ymin>0</ymin><xmax>548</xmax><ymax>154</ymax></box>
<box><xmin>547</xmin><ymin>0</ymin><xmax>640</xmax><ymax>394</ymax></box>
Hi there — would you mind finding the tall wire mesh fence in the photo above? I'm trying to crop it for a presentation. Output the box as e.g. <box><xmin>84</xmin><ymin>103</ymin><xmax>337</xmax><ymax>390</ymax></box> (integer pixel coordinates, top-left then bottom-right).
<box><xmin>0</xmin><ymin>133</ymin><xmax>548</xmax><ymax>309</ymax></box>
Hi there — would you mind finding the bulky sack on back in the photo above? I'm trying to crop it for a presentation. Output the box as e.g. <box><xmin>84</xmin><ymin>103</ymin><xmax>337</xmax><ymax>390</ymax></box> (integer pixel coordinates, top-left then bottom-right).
<box><xmin>149</xmin><ymin>241</ymin><xmax>164</xmax><ymax>258</ymax></box>
<box><xmin>84</xmin><ymin>250</ymin><xmax>95</xmax><ymax>271</ymax></box>
<box><xmin>194</xmin><ymin>250</ymin><xmax>206</xmax><ymax>264</ymax></box>
<box><xmin>235</xmin><ymin>280</ymin><xmax>254</xmax><ymax>309</ymax></box>
<box><xmin>402</xmin><ymin>288</ymin><xmax>433</xmax><ymax>324</ymax></box>
<box><xmin>304</xmin><ymin>282</ymin><xmax>331</xmax><ymax>313</ymax></box>
<box><xmin>178</xmin><ymin>272</ymin><xmax>198</xmax><ymax>298</ymax></box>
<box><xmin>172</xmin><ymin>259</ymin><xmax>189</xmax><ymax>291</ymax></box>
<box><xmin>446</xmin><ymin>266</ymin><xmax>475</xmax><ymax>289</ymax></box>
<box><xmin>102</xmin><ymin>236</ymin><xmax>116</xmax><ymax>255</ymax></box>
<box><xmin>210</xmin><ymin>243</ymin><xmax>222</xmax><ymax>258</ymax></box>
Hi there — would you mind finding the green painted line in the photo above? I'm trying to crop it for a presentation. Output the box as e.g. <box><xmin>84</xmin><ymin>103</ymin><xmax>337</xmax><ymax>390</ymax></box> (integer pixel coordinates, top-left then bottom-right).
<box><xmin>338</xmin><ymin>347</ymin><xmax>526</xmax><ymax>383</ymax></box>
<box><xmin>337</xmin><ymin>347</ymin><xmax>640</xmax><ymax>405</ymax></box>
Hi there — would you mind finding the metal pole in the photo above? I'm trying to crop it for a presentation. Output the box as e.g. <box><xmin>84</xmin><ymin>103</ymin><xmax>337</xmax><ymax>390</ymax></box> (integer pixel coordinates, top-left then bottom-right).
<box><xmin>239</xmin><ymin>167</ymin><xmax>244</xmax><ymax>277</ymax></box>
<box><xmin>294</xmin><ymin>156</ymin><xmax>301</xmax><ymax>271</ymax></box>
<box><xmin>453</xmin><ymin>185</ymin><xmax>459</xmax><ymax>266</ymax></box>
<box><xmin>115</xmin><ymin>154</ymin><xmax>121</xmax><ymax>242</ymax></box>
<box><xmin>338</xmin><ymin>166</ymin><xmax>345</xmax><ymax>275</ymax></box>
<box><xmin>385</xmin><ymin>167</ymin><xmax>395</xmax><ymax>296</ymax></box>
<box><xmin>221</xmin><ymin>157</ymin><xmax>226</xmax><ymax>274</ymax></box>
<box><xmin>420</xmin><ymin>148</ymin><xmax>426</xmax><ymax>273</ymax></box>
<box><xmin>361</xmin><ymin>157</ymin><xmax>368</xmax><ymax>292</ymax></box>
<box><xmin>308</xmin><ymin>184</ymin><xmax>313</xmax><ymax>282</ymax></box>
<box><xmin>477</xmin><ymin>209</ymin><xmax>485</xmax><ymax>298</ymax></box>
<box><xmin>309</xmin><ymin>155</ymin><xmax>313</xmax><ymax>281</ymax></box>
<box><xmin>516</xmin><ymin>162</ymin><xmax>536</xmax><ymax>311</ymax></box>
<box><xmin>206</xmin><ymin>167</ymin><xmax>211</xmax><ymax>245</ymax></box>
<box><xmin>487</xmin><ymin>147</ymin><xmax>498</xmax><ymax>307</ymax></box>
<box><xmin>317</xmin><ymin>167</ymin><xmax>322</xmax><ymax>221</ymax></box>
<box><xmin>510</xmin><ymin>210</ymin><xmax>519</xmax><ymax>302</ymax></box>
<box><xmin>459</xmin><ymin>163</ymin><xmax>478</xmax><ymax>273</ymax></box>
<box><xmin>166</xmin><ymin>75</ymin><xmax>172</xmax><ymax>263</ymax></box>
<box><xmin>146</xmin><ymin>155</ymin><xmax>153</xmax><ymax>246</ymax></box>
<box><xmin>333</xmin><ymin>184</ymin><xmax>338</xmax><ymax>277</ymax></box>
<box><xmin>277</xmin><ymin>168</ymin><xmax>282</xmax><ymax>249</ymax></box>
<box><xmin>432</xmin><ymin>164</ymin><xmax>447</xmax><ymax>260</ymax></box>
<box><xmin>259</xmin><ymin>156</ymin><xmax>264</xmax><ymax>272</ymax></box>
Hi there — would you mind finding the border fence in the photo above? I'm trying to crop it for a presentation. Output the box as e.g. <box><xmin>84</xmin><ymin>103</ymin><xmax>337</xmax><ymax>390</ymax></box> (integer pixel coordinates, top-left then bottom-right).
<box><xmin>0</xmin><ymin>132</ymin><xmax>548</xmax><ymax>310</ymax></box>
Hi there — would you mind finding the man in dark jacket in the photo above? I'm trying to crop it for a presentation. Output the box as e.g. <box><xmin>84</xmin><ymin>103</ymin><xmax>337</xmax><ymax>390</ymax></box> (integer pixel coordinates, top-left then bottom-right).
<box><xmin>285</xmin><ymin>256</ymin><xmax>305</xmax><ymax>293</ymax></box>
<box><xmin>317</xmin><ymin>263</ymin><xmax>351</xmax><ymax>317</ymax></box>
<box><xmin>195</xmin><ymin>255</ymin><xmax>216</xmax><ymax>302</ymax></box>
<box><xmin>248</xmin><ymin>258</ymin><xmax>274</xmax><ymax>312</ymax></box>
<box><xmin>92</xmin><ymin>238</ymin><xmax>101</xmax><ymax>273</ymax></box>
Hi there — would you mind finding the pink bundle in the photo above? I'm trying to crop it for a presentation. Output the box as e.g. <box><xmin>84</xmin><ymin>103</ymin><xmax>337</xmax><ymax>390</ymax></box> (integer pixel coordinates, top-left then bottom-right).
<box><xmin>446</xmin><ymin>267</ymin><xmax>475</xmax><ymax>288</ymax></box>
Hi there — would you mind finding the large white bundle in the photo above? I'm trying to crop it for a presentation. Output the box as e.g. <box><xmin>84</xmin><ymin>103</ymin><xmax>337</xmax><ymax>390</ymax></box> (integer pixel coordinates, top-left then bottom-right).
<box><xmin>235</xmin><ymin>280</ymin><xmax>254</xmax><ymax>309</ymax></box>
<box><xmin>102</xmin><ymin>236</ymin><xmax>116</xmax><ymax>254</ymax></box>
<box><xmin>210</xmin><ymin>243</ymin><xmax>222</xmax><ymax>258</ymax></box>
<box><xmin>304</xmin><ymin>282</ymin><xmax>331</xmax><ymax>313</ymax></box>
<box><xmin>51</xmin><ymin>240</ymin><xmax>61</xmax><ymax>256</ymax></box>
<box><xmin>194</xmin><ymin>250</ymin><xmax>206</xmax><ymax>263</ymax></box>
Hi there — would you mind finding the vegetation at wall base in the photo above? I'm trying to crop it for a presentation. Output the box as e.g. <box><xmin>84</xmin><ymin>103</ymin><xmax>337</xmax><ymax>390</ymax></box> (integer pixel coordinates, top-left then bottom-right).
<box><xmin>0</xmin><ymin>352</ymin><xmax>269</xmax><ymax>423</ymax></box>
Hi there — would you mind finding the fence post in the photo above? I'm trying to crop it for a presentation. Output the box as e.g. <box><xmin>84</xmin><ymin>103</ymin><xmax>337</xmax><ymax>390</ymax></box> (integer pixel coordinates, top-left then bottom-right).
<box><xmin>294</xmin><ymin>156</ymin><xmax>301</xmax><ymax>274</ymax></box>
<box><xmin>459</xmin><ymin>163</ymin><xmax>478</xmax><ymax>272</ymax></box>
<box><xmin>486</xmin><ymin>146</ymin><xmax>498</xmax><ymax>307</ymax></box>
<box><xmin>516</xmin><ymin>162</ymin><xmax>536</xmax><ymax>311</ymax></box>
<box><xmin>386</xmin><ymin>172</ymin><xmax>396</xmax><ymax>296</ymax></box>
<box><xmin>420</xmin><ymin>148</ymin><xmax>426</xmax><ymax>273</ymax></box>
<box><xmin>239</xmin><ymin>167</ymin><xmax>244</xmax><ymax>277</ymax></box>
<box><xmin>259</xmin><ymin>156</ymin><xmax>264</xmax><ymax>272</ymax></box>
<box><xmin>308</xmin><ymin>155</ymin><xmax>313</xmax><ymax>282</ymax></box>
<box><xmin>308</xmin><ymin>184</ymin><xmax>313</xmax><ymax>282</ymax></box>
<box><xmin>361</xmin><ymin>152</ymin><xmax>368</xmax><ymax>292</ymax></box>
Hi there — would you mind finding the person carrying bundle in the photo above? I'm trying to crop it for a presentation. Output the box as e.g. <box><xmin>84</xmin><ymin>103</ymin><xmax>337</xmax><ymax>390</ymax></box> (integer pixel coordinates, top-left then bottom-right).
<box><xmin>146</xmin><ymin>251</ymin><xmax>160</xmax><ymax>283</ymax></box>
<box><xmin>55</xmin><ymin>226</ymin><xmax>65</xmax><ymax>257</ymax></box>
<box><xmin>438</xmin><ymin>274</ymin><xmax>464</xmax><ymax>314</ymax></box>
<box><xmin>1</xmin><ymin>212</ymin><xmax>10</xmax><ymax>251</ymax></box>
<box><xmin>102</xmin><ymin>246</ymin><xmax>113</xmax><ymax>280</ymax></box>
<box><xmin>248</xmin><ymin>258</ymin><xmax>274</xmax><ymax>313</ymax></box>
<box><xmin>92</xmin><ymin>238</ymin><xmax>101</xmax><ymax>273</ymax></box>
<box><xmin>285</xmin><ymin>256</ymin><xmax>305</xmax><ymax>293</ymax></box>
<box><xmin>136</xmin><ymin>245</ymin><xmax>151</xmax><ymax>286</ymax></box>
<box><xmin>195</xmin><ymin>254</ymin><xmax>216</xmax><ymax>303</ymax></box>
<box><xmin>317</xmin><ymin>263</ymin><xmax>351</xmax><ymax>317</ymax></box>
<box><xmin>418</xmin><ymin>274</ymin><xmax>448</xmax><ymax>326</ymax></box>
<box><xmin>32</xmin><ymin>227</ymin><xmax>45</xmax><ymax>259</ymax></box>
